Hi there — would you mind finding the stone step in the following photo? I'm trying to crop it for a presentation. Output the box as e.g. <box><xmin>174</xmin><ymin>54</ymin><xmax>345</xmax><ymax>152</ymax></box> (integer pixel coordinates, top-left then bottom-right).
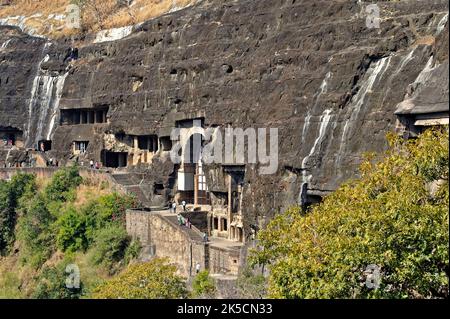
<box><xmin>126</xmin><ymin>185</ymin><xmax>151</xmax><ymax>207</ymax></box>
<box><xmin>163</xmin><ymin>214</ymin><xmax>204</xmax><ymax>242</ymax></box>
<box><xmin>111</xmin><ymin>173</ymin><xmax>140</xmax><ymax>186</ymax></box>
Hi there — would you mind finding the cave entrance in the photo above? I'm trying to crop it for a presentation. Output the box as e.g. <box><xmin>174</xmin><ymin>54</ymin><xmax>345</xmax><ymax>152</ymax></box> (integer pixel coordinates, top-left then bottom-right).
<box><xmin>74</xmin><ymin>141</ymin><xmax>89</xmax><ymax>154</ymax></box>
<box><xmin>38</xmin><ymin>140</ymin><xmax>52</xmax><ymax>152</ymax></box>
<box><xmin>237</xmin><ymin>227</ymin><xmax>244</xmax><ymax>243</ymax></box>
<box><xmin>60</xmin><ymin>107</ymin><xmax>109</xmax><ymax>126</ymax></box>
<box><xmin>159</xmin><ymin>136</ymin><xmax>172</xmax><ymax>151</ymax></box>
<box><xmin>303</xmin><ymin>194</ymin><xmax>323</xmax><ymax>210</ymax></box>
<box><xmin>138</xmin><ymin>135</ymin><xmax>159</xmax><ymax>152</ymax></box>
<box><xmin>1</xmin><ymin>127</ymin><xmax>24</xmax><ymax>148</ymax></box>
<box><xmin>102</xmin><ymin>151</ymin><xmax>128</xmax><ymax>168</ymax></box>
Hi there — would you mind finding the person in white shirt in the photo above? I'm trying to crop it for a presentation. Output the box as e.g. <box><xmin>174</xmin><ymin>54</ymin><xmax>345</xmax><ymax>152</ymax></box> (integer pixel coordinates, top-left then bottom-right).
<box><xmin>195</xmin><ymin>262</ymin><xmax>201</xmax><ymax>274</ymax></box>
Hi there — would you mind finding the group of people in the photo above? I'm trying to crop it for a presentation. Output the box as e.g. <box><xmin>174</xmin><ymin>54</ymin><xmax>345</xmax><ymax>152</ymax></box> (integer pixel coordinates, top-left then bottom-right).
<box><xmin>177</xmin><ymin>213</ymin><xmax>191</xmax><ymax>228</ymax></box>
<box><xmin>2</xmin><ymin>138</ymin><xmax>14</xmax><ymax>147</ymax></box>
<box><xmin>170</xmin><ymin>199</ymin><xmax>209</xmax><ymax>243</ymax></box>
<box><xmin>169</xmin><ymin>200</ymin><xmax>187</xmax><ymax>213</ymax></box>
<box><xmin>89</xmin><ymin>160</ymin><xmax>100</xmax><ymax>170</ymax></box>
<box><xmin>47</xmin><ymin>158</ymin><xmax>59</xmax><ymax>167</ymax></box>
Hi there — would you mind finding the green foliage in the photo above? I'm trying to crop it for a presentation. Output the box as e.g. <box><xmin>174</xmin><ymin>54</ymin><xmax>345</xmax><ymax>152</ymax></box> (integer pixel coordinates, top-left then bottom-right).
<box><xmin>192</xmin><ymin>270</ymin><xmax>216</xmax><ymax>298</ymax></box>
<box><xmin>0</xmin><ymin>271</ymin><xmax>22</xmax><ymax>298</ymax></box>
<box><xmin>31</xmin><ymin>262</ymin><xmax>82</xmax><ymax>299</ymax></box>
<box><xmin>92</xmin><ymin>258</ymin><xmax>188</xmax><ymax>299</ymax></box>
<box><xmin>0</xmin><ymin>181</ymin><xmax>14</xmax><ymax>254</ymax></box>
<box><xmin>124</xmin><ymin>239</ymin><xmax>142</xmax><ymax>265</ymax></box>
<box><xmin>250</xmin><ymin>128</ymin><xmax>449</xmax><ymax>299</ymax></box>
<box><xmin>0</xmin><ymin>173</ymin><xmax>36</xmax><ymax>254</ymax></box>
<box><xmin>1</xmin><ymin>167</ymin><xmax>138</xmax><ymax>298</ymax></box>
<box><xmin>236</xmin><ymin>266</ymin><xmax>267</xmax><ymax>299</ymax></box>
<box><xmin>82</xmin><ymin>193</ymin><xmax>136</xmax><ymax>242</ymax></box>
<box><xmin>95</xmin><ymin>193</ymin><xmax>136</xmax><ymax>224</ymax></box>
<box><xmin>90</xmin><ymin>224</ymin><xmax>130</xmax><ymax>274</ymax></box>
<box><xmin>17</xmin><ymin>194</ymin><xmax>56</xmax><ymax>268</ymax></box>
<box><xmin>44</xmin><ymin>166</ymin><xmax>82</xmax><ymax>202</ymax></box>
<box><xmin>56</xmin><ymin>207</ymin><xmax>89</xmax><ymax>253</ymax></box>
<box><xmin>16</xmin><ymin>168</ymin><xmax>83</xmax><ymax>267</ymax></box>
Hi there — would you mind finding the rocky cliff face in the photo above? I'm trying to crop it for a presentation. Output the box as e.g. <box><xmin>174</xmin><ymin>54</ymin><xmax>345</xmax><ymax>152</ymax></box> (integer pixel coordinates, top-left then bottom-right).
<box><xmin>1</xmin><ymin>0</ymin><xmax>448</xmax><ymax>231</ymax></box>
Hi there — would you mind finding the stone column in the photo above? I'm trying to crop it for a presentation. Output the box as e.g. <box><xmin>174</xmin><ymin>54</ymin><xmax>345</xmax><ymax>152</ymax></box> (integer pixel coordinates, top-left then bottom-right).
<box><xmin>87</xmin><ymin>111</ymin><xmax>92</xmax><ymax>124</ymax></box>
<box><xmin>194</xmin><ymin>166</ymin><xmax>199</xmax><ymax>206</ymax></box>
<box><xmin>133</xmin><ymin>136</ymin><xmax>138</xmax><ymax>151</ymax></box>
<box><xmin>207</xmin><ymin>214</ymin><xmax>211</xmax><ymax>237</ymax></box>
<box><xmin>227</xmin><ymin>174</ymin><xmax>232</xmax><ymax>240</ymax></box>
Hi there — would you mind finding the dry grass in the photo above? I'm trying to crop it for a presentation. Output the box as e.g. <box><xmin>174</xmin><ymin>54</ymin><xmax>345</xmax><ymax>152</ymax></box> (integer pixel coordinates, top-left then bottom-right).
<box><xmin>0</xmin><ymin>0</ymin><xmax>198</xmax><ymax>39</ymax></box>
<box><xmin>0</xmin><ymin>0</ymin><xmax>68</xmax><ymax>17</ymax></box>
<box><xmin>414</xmin><ymin>35</ymin><xmax>436</xmax><ymax>46</ymax></box>
<box><xmin>72</xmin><ymin>181</ymin><xmax>112</xmax><ymax>208</ymax></box>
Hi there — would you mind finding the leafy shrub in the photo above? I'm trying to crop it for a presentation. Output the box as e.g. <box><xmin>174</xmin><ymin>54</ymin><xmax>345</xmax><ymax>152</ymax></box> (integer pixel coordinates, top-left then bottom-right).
<box><xmin>250</xmin><ymin>128</ymin><xmax>449</xmax><ymax>299</ymax></box>
<box><xmin>236</xmin><ymin>266</ymin><xmax>267</xmax><ymax>299</ymax></box>
<box><xmin>0</xmin><ymin>173</ymin><xmax>36</xmax><ymax>254</ymax></box>
<box><xmin>82</xmin><ymin>193</ymin><xmax>136</xmax><ymax>241</ymax></box>
<box><xmin>31</xmin><ymin>262</ymin><xmax>82</xmax><ymax>299</ymax></box>
<box><xmin>124</xmin><ymin>239</ymin><xmax>142</xmax><ymax>265</ymax></box>
<box><xmin>90</xmin><ymin>224</ymin><xmax>130</xmax><ymax>273</ymax></box>
<box><xmin>0</xmin><ymin>181</ymin><xmax>14</xmax><ymax>254</ymax></box>
<box><xmin>192</xmin><ymin>270</ymin><xmax>216</xmax><ymax>298</ymax></box>
<box><xmin>56</xmin><ymin>207</ymin><xmax>89</xmax><ymax>253</ymax></box>
<box><xmin>44</xmin><ymin>166</ymin><xmax>82</xmax><ymax>202</ymax></box>
<box><xmin>92</xmin><ymin>258</ymin><xmax>187</xmax><ymax>299</ymax></box>
<box><xmin>17</xmin><ymin>194</ymin><xmax>56</xmax><ymax>268</ymax></box>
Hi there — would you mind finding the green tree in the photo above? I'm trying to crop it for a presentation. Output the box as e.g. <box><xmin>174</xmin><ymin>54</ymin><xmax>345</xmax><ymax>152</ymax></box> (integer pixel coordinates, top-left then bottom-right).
<box><xmin>236</xmin><ymin>266</ymin><xmax>267</xmax><ymax>299</ymax></box>
<box><xmin>90</xmin><ymin>224</ymin><xmax>130</xmax><ymax>274</ymax></box>
<box><xmin>92</xmin><ymin>258</ymin><xmax>187</xmax><ymax>299</ymax></box>
<box><xmin>44</xmin><ymin>166</ymin><xmax>82</xmax><ymax>202</ymax></box>
<box><xmin>192</xmin><ymin>270</ymin><xmax>216</xmax><ymax>298</ymax></box>
<box><xmin>0</xmin><ymin>173</ymin><xmax>36</xmax><ymax>254</ymax></box>
<box><xmin>31</xmin><ymin>262</ymin><xmax>82</xmax><ymax>299</ymax></box>
<box><xmin>17</xmin><ymin>194</ymin><xmax>56</xmax><ymax>268</ymax></box>
<box><xmin>56</xmin><ymin>207</ymin><xmax>89</xmax><ymax>253</ymax></box>
<box><xmin>250</xmin><ymin>128</ymin><xmax>449</xmax><ymax>299</ymax></box>
<box><xmin>82</xmin><ymin>193</ymin><xmax>136</xmax><ymax>242</ymax></box>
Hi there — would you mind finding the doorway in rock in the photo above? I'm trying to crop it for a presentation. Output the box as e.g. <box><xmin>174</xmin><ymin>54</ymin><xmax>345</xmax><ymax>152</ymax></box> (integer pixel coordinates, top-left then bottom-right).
<box><xmin>102</xmin><ymin>151</ymin><xmax>128</xmax><ymax>168</ymax></box>
<box><xmin>303</xmin><ymin>194</ymin><xmax>323</xmax><ymax>210</ymax></box>
<box><xmin>177</xmin><ymin>132</ymin><xmax>210</xmax><ymax>206</ymax></box>
<box><xmin>38</xmin><ymin>140</ymin><xmax>52</xmax><ymax>152</ymax></box>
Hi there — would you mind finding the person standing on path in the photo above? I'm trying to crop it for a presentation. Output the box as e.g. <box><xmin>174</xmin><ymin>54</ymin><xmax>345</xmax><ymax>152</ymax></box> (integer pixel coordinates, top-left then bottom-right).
<box><xmin>172</xmin><ymin>201</ymin><xmax>177</xmax><ymax>214</ymax></box>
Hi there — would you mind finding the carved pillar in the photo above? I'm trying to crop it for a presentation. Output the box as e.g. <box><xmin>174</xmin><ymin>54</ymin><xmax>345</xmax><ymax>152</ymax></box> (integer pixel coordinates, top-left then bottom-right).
<box><xmin>194</xmin><ymin>170</ymin><xmax>199</xmax><ymax>206</ymax></box>
<box><xmin>227</xmin><ymin>174</ymin><xmax>232</xmax><ymax>239</ymax></box>
<box><xmin>133</xmin><ymin>136</ymin><xmax>138</xmax><ymax>151</ymax></box>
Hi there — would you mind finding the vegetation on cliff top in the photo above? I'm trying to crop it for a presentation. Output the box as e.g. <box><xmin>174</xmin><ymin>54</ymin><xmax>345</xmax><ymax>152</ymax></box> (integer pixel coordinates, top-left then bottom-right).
<box><xmin>250</xmin><ymin>127</ymin><xmax>449</xmax><ymax>299</ymax></box>
<box><xmin>0</xmin><ymin>0</ymin><xmax>197</xmax><ymax>39</ymax></box>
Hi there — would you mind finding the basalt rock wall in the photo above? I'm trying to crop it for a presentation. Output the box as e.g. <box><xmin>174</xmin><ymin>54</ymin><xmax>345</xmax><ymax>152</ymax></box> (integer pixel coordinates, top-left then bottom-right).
<box><xmin>1</xmin><ymin>0</ymin><xmax>448</xmax><ymax>232</ymax></box>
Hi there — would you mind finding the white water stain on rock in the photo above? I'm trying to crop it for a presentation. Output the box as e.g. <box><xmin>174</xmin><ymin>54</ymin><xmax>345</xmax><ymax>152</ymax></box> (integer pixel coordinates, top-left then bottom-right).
<box><xmin>93</xmin><ymin>26</ymin><xmax>134</xmax><ymax>43</ymax></box>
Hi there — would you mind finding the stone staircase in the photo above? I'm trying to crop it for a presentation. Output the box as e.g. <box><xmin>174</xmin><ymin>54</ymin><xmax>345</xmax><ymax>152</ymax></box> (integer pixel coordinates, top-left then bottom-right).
<box><xmin>159</xmin><ymin>212</ymin><xmax>205</xmax><ymax>242</ymax></box>
<box><xmin>111</xmin><ymin>173</ymin><xmax>152</xmax><ymax>208</ymax></box>
<box><xmin>111</xmin><ymin>173</ymin><xmax>141</xmax><ymax>186</ymax></box>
